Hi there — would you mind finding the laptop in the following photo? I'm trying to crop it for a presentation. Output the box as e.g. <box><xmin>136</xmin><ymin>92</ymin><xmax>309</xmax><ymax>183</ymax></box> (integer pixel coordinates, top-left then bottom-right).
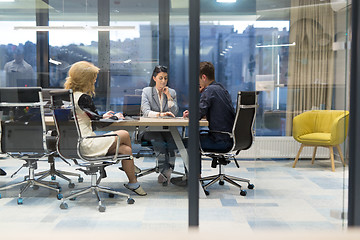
<box><xmin>122</xmin><ymin>94</ymin><xmax>141</xmax><ymax>119</ymax></box>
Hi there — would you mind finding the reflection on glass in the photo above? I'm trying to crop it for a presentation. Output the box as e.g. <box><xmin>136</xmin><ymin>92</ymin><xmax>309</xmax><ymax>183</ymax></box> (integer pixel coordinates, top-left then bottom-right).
<box><xmin>49</xmin><ymin>21</ymin><xmax>98</xmax><ymax>88</ymax></box>
<box><xmin>0</xmin><ymin>21</ymin><xmax>36</xmax><ymax>87</ymax></box>
<box><xmin>0</xmin><ymin>0</ymin><xmax>351</xmax><ymax>231</ymax></box>
<box><xmin>109</xmin><ymin>20</ymin><xmax>157</xmax><ymax>112</ymax></box>
<box><xmin>4</xmin><ymin>45</ymin><xmax>34</xmax><ymax>87</ymax></box>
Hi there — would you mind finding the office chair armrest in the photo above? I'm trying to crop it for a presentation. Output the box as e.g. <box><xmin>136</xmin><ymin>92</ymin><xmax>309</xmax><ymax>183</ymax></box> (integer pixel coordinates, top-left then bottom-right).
<box><xmin>199</xmin><ymin>130</ymin><xmax>233</xmax><ymax>154</ymax></box>
<box><xmin>330</xmin><ymin>113</ymin><xmax>349</xmax><ymax>145</ymax></box>
<box><xmin>199</xmin><ymin>129</ymin><xmax>232</xmax><ymax>137</ymax></box>
<box><xmin>81</xmin><ymin>134</ymin><xmax>122</xmax><ymax>161</ymax></box>
<box><xmin>83</xmin><ymin>134</ymin><xmax>118</xmax><ymax>139</ymax></box>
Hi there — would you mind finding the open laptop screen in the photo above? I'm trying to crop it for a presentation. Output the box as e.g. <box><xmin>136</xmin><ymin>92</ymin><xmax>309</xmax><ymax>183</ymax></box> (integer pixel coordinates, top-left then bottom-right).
<box><xmin>123</xmin><ymin>95</ymin><xmax>141</xmax><ymax>117</ymax></box>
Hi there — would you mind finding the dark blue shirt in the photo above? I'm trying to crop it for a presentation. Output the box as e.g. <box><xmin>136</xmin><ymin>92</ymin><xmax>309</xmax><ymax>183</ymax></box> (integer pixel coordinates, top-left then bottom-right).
<box><xmin>199</xmin><ymin>81</ymin><xmax>235</xmax><ymax>142</ymax></box>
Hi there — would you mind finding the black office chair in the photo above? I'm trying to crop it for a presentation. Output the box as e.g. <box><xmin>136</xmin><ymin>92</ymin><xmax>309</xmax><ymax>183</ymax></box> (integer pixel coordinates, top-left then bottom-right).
<box><xmin>199</xmin><ymin>91</ymin><xmax>258</xmax><ymax>196</ymax></box>
<box><xmin>0</xmin><ymin>87</ymin><xmax>63</xmax><ymax>204</ymax></box>
<box><xmin>30</xmin><ymin>89</ymin><xmax>82</xmax><ymax>188</ymax></box>
<box><xmin>50</xmin><ymin>89</ymin><xmax>135</xmax><ymax>212</ymax></box>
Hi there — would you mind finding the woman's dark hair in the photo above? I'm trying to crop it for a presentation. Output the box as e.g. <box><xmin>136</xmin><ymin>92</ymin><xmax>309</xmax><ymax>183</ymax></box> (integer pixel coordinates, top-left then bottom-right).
<box><xmin>149</xmin><ymin>65</ymin><xmax>168</xmax><ymax>87</ymax></box>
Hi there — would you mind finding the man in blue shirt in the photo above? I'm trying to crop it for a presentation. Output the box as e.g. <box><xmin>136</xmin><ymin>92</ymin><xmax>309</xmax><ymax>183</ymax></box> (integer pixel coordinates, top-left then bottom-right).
<box><xmin>171</xmin><ymin>61</ymin><xmax>235</xmax><ymax>186</ymax></box>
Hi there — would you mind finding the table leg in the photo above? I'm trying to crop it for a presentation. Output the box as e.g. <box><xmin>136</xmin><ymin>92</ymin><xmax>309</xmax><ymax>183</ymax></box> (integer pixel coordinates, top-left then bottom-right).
<box><xmin>169</xmin><ymin>127</ymin><xmax>207</xmax><ymax>198</ymax></box>
<box><xmin>169</xmin><ymin>127</ymin><xmax>189</xmax><ymax>170</ymax></box>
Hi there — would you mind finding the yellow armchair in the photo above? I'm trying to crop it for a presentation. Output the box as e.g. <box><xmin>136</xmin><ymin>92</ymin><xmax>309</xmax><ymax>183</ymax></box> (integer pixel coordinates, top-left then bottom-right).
<box><xmin>292</xmin><ymin>110</ymin><xmax>349</xmax><ymax>171</ymax></box>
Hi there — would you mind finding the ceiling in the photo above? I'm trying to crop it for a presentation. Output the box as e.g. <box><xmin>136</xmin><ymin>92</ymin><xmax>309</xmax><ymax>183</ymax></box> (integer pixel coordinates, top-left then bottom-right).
<box><xmin>0</xmin><ymin>0</ymin><xmax>350</xmax><ymax>22</ymax></box>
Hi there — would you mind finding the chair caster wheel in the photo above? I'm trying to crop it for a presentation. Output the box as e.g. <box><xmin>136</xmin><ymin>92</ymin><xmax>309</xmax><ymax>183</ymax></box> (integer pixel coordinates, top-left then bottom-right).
<box><xmin>51</xmin><ymin>176</ymin><xmax>56</xmax><ymax>180</ymax></box>
<box><xmin>68</xmin><ymin>183</ymin><xmax>75</xmax><ymax>188</ymax></box>
<box><xmin>70</xmin><ymin>197</ymin><xmax>76</xmax><ymax>201</ymax></box>
<box><xmin>17</xmin><ymin>198</ymin><xmax>23</xmax><ymax>205</ymax></box>
<box><xmin>78</xmin><ymin>177</ymin><xmax>84</xmax><ymax>183</ymax></box>
<box><xmin>109</xmin><ymin>193</ymin><xmax>115</xmax><ymax>198</ymax></box>
<box><xmin>248</xmin><ymin>183</ymin><xmax>254</xmax><ymax>189</ymax></box>
<box><xmin>219</xmin><ymin>180</ymin><xmax>224</xmax><ymax>185</ymax></box>
<box><xmin>57</xmin><ymin>193</ymin><xmax>63</xmax><ymax>200</ymax></box>
<box><xmin>127</xmin><ymin>198</ymin><xmax>135</xmax><ymax>204</ymax></box>
<box><xmin>204</xmin><ymin>190</ymin><xmax>210</xmax><ymax>196</ymax></box>
<box><xmin>98</xmin><ymin>205</ymin><xmax>106</xmax><ymax>212</ymax></box>
<box><xmin>33</xmin><ymin>185</ymin><xmax>39</xmax><ymax>190</ymax></box>
<box><xmin>58</xmin><ymin>186</ymin><xmax>62</xmax><ymax>192</ymax></box>
<box><xmin>60</xmin><ymin>202</ymin><xmax>68</xmax><ymax>209</ymax></box>
<box><xmin>240</xmin><ymin>190</ymin><xmax>247</xmax><ymax>196</ymax></box>
<box><xmin>162</xmin><ymin>181</ymin><xmax>168</xmax><ymax>187</ymax></box>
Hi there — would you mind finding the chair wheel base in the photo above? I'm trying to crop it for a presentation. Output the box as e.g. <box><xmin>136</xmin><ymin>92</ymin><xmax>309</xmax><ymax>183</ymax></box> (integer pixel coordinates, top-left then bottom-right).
<box><xmin>98</xmin><ymin>205</ymin><xmax>106</xmax><ymax>212</ymax></box>
<box><xmin>17</xmin><ymin>198</ymin><xmax>23</xmax><ymax>205</ymax></box>
<box><xmin>127</xmin><ymin>198</ymin><xmax>135</xmax><ymax>204</ymax></box>
<box><xmin>57</xmin><ymin>193</ymin><xmax>63</xmax><ymax>200</ymax></box>
<box><xmin>78</xmin><ymin>177</ymin><xmax>84</xmax><ymax>183</ymax></box>
<box><xmin>60</xmin><ymin>202</ymin><xmax>68</xmax><ymax>209</ymax></box>
<box><xmin>68</xmin><ymin>183</ymin><xmax>75</xmax><ymax>188</ymax></box>
<box><xmin>248</xmin><ymin>183</ymin><xmax>254</xmax><ymax>189</ymax></box>
<box><xmin>240</xmin><ymin>190</ymin><xmax>247</xmax><ymax>196</ymax></box>
<box><xmin>109</xmin><ymin>193</ymin><xmax>115</xmax><ymax>198</ymax></box>
<box><xmin>219</xmin><ymin>180</ymin><xmax>224</xmax><ymax>185</ymax></box>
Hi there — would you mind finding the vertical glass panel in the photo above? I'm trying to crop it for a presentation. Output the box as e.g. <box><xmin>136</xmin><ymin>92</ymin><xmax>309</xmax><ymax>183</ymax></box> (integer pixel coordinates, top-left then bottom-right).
<box><xmin>0</xmin><ymin>1</ymin><xmax>36</xmax><ymax>87</ymax></box>
<box><xmin>170</xmin><ymin>1</ymin><xmax>189</xmax><ymax>114</ymax></box>
<box><xmin>196</xmin><ymin>0</ymin><xmax>350</xmax><ymax>231</ymax></box>
<box><xmin>109</xmin><ymin>0</ymin><xmax>159</xmax><ymax>112</ymax></box>
<box><xmin>48</xmin><ymin>0</ymin><xmax>98</xmax><ymax>87</ymax></box>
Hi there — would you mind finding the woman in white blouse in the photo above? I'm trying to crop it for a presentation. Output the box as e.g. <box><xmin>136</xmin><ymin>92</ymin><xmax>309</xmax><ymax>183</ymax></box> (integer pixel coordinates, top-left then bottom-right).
<box><xmin>140</xmin><ymin>65</ymin><xmax>179</xmax><ymax>185</ymax></box>
<box><xmin>64</xmin><ymin>61</ymin><xmax>146</xmax><ymax>196</ymax></box>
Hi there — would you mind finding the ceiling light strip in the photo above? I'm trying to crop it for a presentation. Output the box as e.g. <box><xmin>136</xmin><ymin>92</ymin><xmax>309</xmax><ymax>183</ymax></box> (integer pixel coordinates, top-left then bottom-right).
<box><xmin>13</xmin><ymin>26</ymin><xmax>136</xmax><ymax>31</ymax></box>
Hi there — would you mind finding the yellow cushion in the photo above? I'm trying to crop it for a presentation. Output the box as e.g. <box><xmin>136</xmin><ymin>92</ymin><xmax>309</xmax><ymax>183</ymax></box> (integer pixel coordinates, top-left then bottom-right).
<box><xmin>297</xmin><ymin>133</ymin><xmax>331</xmax><ymax>145</ymax></box>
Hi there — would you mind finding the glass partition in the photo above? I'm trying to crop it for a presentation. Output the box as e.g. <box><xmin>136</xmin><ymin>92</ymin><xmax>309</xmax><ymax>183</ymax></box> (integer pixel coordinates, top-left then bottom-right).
<box><xmin>48</xmin><ymin>0</ymin><xmax>98</xmax><ymax>88</ymax></box>
<box><xmin>0</xmin><ymin>3</ymin><xmax>36</xmax><ymax>87</ymax></box>
<box><xmin>193</xmin><ymin>0</ymin><xmax>350</xmax><ymax>230</ymax></box>
<box><xmin>0</xmin><ymin>0</ymin><xmax>352</xmax><ymax>232</ymax></box>
<box><xmin>109</xmin><ymin>0</ymin><xmax>159</xmax><ymax>112</ymax></box>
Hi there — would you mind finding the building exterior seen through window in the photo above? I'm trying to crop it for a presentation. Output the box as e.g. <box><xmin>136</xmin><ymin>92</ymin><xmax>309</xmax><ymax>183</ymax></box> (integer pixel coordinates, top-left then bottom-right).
<box><xmin>0</xmin><ymin>1</ymin><xmax>348</xmax><ymax>140</ymax></box>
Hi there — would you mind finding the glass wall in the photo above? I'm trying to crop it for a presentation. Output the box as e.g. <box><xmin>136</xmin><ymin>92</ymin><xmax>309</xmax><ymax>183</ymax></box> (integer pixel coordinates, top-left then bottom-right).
<box><xmin>48</xmin><ymin>0</ymin><xmax>98</xmax><ymax>88</ymax></box>
<box><xmin>0</xmin><ymin>3</ymin><xmax>36</xmax><ymax>88</ymax></box>
<box><xmin>109</xmin><ymin>1</ymin><xmax>159</xmax><ymax>112</ymax></box>
<box><xmin>191</xmin><ymin>0</ymin><xmax>350</xmax><ymax>230</ymax></box>
<box><xmin>0</xmin><ymin>0</ymin><xmax>352</xmax><ymax>231</ymax></box>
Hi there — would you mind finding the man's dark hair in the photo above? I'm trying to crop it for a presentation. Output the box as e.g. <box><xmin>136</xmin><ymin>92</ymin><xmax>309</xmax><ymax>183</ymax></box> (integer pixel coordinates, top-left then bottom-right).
<box><xmin>199</xmin><ymin>61</ymin><xmax>215</xmax><ymax>80</ymax></box>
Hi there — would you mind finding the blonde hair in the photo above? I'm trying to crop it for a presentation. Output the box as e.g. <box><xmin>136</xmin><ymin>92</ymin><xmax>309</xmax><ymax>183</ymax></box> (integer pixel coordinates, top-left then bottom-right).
<box><xmin>64</xmin><ymin>61</ymin><xmax>100</xmax><ymax>96</ymax></box>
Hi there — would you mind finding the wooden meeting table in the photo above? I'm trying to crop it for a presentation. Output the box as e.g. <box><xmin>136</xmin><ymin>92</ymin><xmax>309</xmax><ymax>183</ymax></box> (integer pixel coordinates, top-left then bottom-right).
<box><xmin>46</xmin><ymin>116</ymin><xmax>208</xmax><ymax>172</ymax></box>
